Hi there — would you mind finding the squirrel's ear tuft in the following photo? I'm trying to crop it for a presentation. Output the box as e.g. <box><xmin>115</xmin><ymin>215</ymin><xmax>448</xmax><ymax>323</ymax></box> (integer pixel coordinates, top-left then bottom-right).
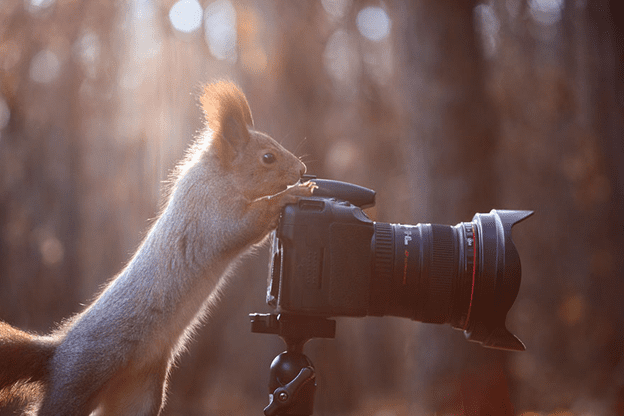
<box><xmin>200</xmin><ymin>81</ymin><xmax>254</xmax><ymax>161</ymax></box>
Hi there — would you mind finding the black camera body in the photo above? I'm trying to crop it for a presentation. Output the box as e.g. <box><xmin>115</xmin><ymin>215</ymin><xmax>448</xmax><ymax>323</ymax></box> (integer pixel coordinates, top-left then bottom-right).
<box><xmin>268</xmin><ymin>181</ymin><xmax>375</xmax><ymax>318</ymax></box>
<box><xmin>263</xmin><ymin>178</ymin><xmax>532</xmax><ymax>351</ymax></box>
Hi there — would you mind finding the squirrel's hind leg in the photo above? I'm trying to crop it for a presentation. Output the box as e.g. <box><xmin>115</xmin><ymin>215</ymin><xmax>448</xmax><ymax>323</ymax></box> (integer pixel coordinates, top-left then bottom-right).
<box><xmin>38</xmin><ymin>356</ymin><xmax>170</xmax><ymax>416</ymax></box>
<box><xmin>91</xmin><ymin>359</ymin><xmax>171</xmax><ymax>416</ymax></box>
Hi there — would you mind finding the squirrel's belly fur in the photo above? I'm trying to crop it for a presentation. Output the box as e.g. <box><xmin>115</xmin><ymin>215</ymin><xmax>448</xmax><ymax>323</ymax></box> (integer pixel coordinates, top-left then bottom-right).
<box><xmin>0</xmin><ymin>81</ymin><xmax>314</xmax><ymax>416</ymax></box>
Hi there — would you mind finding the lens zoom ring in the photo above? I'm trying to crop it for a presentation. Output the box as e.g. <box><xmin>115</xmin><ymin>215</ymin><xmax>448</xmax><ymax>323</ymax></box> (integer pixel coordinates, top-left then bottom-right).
<box><xmin>427</xmin><ymin>225</ymin><xmax>455</xmax><ymax>323</ymax></box>
<box><xmin>370</xmin><ymin>223</ymin><xmax>394</xmax><ymax>316</ymax></box>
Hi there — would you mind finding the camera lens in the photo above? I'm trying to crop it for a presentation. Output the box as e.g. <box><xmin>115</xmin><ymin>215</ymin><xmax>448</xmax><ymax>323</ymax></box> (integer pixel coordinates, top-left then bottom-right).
<box><xmin>369</xmin><ymin>210</ymin><xmax>532</xmax><ymax>351</ymax></box>
<box><xmin>369</xmin><ymin>222</ymin><xmax>469</xmax><ymax>325</ymax></box>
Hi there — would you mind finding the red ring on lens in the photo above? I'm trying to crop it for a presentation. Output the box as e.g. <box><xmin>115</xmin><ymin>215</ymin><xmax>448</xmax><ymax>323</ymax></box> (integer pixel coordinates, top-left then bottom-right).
<box><xmin>463</xmin><ymin>224</ymin><xmax>477</xmax><ymax>330</ymax></box>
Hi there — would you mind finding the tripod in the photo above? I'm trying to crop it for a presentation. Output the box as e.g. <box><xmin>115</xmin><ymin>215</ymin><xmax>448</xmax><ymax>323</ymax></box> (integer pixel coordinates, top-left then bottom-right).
<box><xmin>250</xmin><ymin>313</ymin><xmax>336</xmax><ymax>416</ymax></box>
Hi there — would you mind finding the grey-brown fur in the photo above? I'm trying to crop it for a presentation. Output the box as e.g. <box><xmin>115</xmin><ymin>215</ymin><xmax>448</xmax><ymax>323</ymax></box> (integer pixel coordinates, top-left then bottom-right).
<box><xmin>0</xmin><ymin>81</ymin><xmax>314</xmax><ymax>415</ymax></box>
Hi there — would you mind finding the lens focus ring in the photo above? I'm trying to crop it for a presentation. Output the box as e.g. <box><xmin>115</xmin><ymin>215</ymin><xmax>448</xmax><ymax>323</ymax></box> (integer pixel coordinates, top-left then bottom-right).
<box><xmin>425</xmin><ymin>225</ymin><xmax>455</xmax><ymax>324</ymax></box>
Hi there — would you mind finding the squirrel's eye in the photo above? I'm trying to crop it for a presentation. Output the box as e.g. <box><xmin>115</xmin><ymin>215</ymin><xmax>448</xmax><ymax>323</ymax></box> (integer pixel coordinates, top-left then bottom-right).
<box><xmin>262</xmin><ymin>153</ymin><xmax>276</xmax><ymax>164</ymax></box>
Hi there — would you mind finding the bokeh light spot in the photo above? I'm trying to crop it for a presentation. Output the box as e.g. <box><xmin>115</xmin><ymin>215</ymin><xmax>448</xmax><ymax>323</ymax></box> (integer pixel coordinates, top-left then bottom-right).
<box><xmin>356</xmin><ymin>6</ymin><xmax>391</xmax><ymax>42</ymax></box>
<box><xmin>321</xmin><ymin>0</ymin><xmax>350</xmax><ymax>20</ymax></box>
<box><xmin>26</xmin><ymin>0</ymin><xmax>55</xmax><ymax>14</ymax></box>
<box><xmin>30</xmin><ymin>50</ymin><xmax>60</xmax><ymax>84</ymax></box>
<box><xmin>323</xmin><ymin>29</ymin><xmax>360</xmax><ymax>97</ymax></box>
<box><xmin>76</xmin><ymin>31</ymin><xmax>101</xmax><ymax>78</ymax></box>
<box><xmin>0</xmin><ymin>41</ymin><xmax>21</xmax><ymax>71</ymax></box>
<box><xmin>204</xmin><ymin>0</ymin><xmax>237</xmax><ymax>61</ymax></box>
<box><xmin>0</xmin><ymin>97</ymin><xmax>10</xmax><ymax>130</ymax></box>
<box><xmin>40</xmin><ymin>236</ymin><xmax>64</xmax><ymax>266</ymax></box>
<box><xmin>169</xmin><ymin>0</ymin><xmax>203</xmax><ymax>34</ymax></box>
<box><xmin>77</xmin><ymin>32</ymin><xmax>100</xmax><ymax>64</ymax></box>
<box><xmin>528</xmin><ymin>0</ymin><xmax>563</xmax><ymax>25</ymax></box>
<box><xmin>558</xmin><ymin>294</ymin><xmax>585</xmax><ymax>326</ymax></box>
<box><xmin>474</xmin><ymin>4</ymin><xmax>500</xmax><ymax>58</ymax></box>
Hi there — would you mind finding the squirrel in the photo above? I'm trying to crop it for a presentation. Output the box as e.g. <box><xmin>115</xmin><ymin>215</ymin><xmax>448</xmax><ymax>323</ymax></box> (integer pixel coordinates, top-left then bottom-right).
<box><xmin>0</xmin><ymin>81</ymin><xmax>315</xmax><ymax>415</ymax></box>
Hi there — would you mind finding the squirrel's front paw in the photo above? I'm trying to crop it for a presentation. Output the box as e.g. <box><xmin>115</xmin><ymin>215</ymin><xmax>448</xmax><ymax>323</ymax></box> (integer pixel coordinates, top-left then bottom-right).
<box><xmin>260</xmin><ymin>181</ymin><xmax>316</xmax><ymax>231</ymax></box>
<box><xmin>278</xmin><ymin>181</ymin><xmax>317</xmax><ymax>206</ymax></box>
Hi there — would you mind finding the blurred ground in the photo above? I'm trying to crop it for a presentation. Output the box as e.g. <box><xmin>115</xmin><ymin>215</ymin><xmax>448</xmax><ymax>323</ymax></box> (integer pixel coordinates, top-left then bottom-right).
<box><xmin>1</xmin><ymin>0</ymin><xmax>623</xmax><ymax>415</ymax></box>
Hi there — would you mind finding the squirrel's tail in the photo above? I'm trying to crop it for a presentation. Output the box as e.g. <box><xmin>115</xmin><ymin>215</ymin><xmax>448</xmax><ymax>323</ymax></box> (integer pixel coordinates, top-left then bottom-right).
<box><xmin>0</xmin><ymin>321</ymin><xmax>56</xmax><ymax>406</ymax></box>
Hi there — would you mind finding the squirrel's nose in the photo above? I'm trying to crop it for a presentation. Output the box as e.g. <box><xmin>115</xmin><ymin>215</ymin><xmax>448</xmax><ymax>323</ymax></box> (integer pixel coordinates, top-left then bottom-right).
<box><xmin>299</xmin><ymin>161</ymin><xmax>306</xmax><ymax>177</ymax></box>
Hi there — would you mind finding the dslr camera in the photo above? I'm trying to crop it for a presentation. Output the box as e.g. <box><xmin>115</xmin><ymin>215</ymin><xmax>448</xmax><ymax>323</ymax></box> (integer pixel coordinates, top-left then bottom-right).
<box><xmin>256</xmin><ymin>178</ymin><xmax>532</xmax><ymax>351</ymax></box>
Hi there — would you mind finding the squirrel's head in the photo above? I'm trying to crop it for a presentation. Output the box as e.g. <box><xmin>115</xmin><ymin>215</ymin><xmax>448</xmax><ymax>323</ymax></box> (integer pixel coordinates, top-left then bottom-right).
<box><xmin>199</xmin><ymin>81</ymin><xmax>306</xmax><ymax>200</ymax></box>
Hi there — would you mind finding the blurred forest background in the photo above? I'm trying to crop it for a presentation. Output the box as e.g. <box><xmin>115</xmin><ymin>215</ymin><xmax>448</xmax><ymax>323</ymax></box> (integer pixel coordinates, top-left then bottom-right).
<box><xmin>1</xmin><ymin>0</ymin><xmax>623</xmax><ymax>415</ymax></box>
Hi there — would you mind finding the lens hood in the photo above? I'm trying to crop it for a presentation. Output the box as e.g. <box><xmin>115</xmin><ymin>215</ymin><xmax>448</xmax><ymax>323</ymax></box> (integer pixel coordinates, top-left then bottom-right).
<box><xmin>463</xmin><ymin>210</ymin><xmax>533</xmax><ymax>351</ymax></box>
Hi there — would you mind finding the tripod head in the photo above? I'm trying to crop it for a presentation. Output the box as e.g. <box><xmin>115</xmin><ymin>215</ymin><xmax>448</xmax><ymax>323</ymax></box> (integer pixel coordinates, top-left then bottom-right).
<box><xmin>250</xmin><ymin>314</ymin><xmax>335</xmax><ymax>416</ymax></box>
